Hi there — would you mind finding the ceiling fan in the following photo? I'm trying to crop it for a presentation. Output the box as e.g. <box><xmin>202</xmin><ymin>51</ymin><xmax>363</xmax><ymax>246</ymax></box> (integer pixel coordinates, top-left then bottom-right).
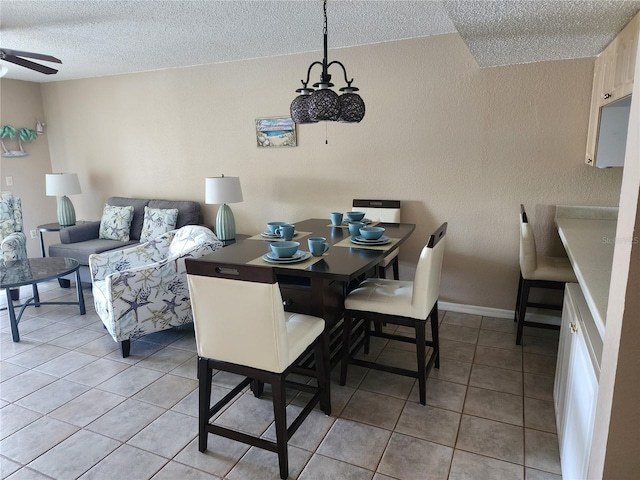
<box><xmin>0</xmin><ymin>48</ymin><xmax>62</xmax><ymax>75</ymax></box>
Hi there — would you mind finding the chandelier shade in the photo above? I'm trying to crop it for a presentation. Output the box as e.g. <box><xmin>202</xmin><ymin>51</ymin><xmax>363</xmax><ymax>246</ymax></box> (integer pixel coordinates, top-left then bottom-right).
<box><xmin>338</xmin><ymin>92</ymin><xmax>366</xmax><ymax>123</ymax></box>
<box><xmin>290</xmin><ymin>94</ymin><xmax>318</xmax><ymax>124</ymax></box>
<box><xmin>289</xmin><ymin>0</ymin><xmax>365</xmax><ymax>125</ymax></box>
<box><xmin>308</xmin><ymin>89</ymin><xmax>340</xmax><ymax>122</ymax></box>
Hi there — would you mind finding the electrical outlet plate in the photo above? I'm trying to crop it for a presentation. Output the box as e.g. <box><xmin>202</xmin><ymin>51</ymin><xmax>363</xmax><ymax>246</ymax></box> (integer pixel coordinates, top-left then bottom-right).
<box><xmin>30</xmin><ymin>229</ymin><xmax>37</xmax><ymax>239</ymax></box>
<box><xmin>5</xmin><ymin>176</ymin><xmax>13</xmax><ymax>186</ymax></box>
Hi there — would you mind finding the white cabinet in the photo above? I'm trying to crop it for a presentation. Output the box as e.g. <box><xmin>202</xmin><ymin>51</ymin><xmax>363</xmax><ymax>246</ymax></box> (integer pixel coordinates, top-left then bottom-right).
<box><xmin>555</xmin><ymin>284</ymin><xmax>599</xmax><ymax>480</ymax></box>
<box><xmin>585</xmin><ymin>11</ymin><xmax>640</xmax><ymax>167</ymax></box>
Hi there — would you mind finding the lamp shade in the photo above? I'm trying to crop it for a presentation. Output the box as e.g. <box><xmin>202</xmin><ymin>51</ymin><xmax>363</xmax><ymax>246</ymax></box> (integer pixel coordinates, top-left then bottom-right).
<box><xmin>45</xmin><ymin>173</ymin><xmax>81</xmax><ymax>196</ymax></box>
<box><xmin>205</xmin><ymin>176</ymin><xmax>243</xmax><ymax>204</ymax></box>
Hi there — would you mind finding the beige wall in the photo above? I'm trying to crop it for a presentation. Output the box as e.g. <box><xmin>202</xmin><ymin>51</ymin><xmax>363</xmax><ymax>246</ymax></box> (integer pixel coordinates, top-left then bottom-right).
<box><xmin>30</xmin><ymin>34</ymin><xmax>623</xmax><ymax>309</ymax></box>
<box><xmin>0</xmin><ymin>79</ymin><xmax>57</xmax><ymax>258</ymax></box>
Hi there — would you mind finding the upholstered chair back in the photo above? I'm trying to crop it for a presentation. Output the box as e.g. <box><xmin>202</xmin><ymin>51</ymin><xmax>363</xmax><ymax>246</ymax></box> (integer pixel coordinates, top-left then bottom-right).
<box><xmin>188</xmin><ymin>266</ymin><xmax>298</xmax><ymax>374</ymax></box>
<box><xmin>519</xmin><ymin>212</ymin><xmax>538</xmax><ymax>279</ymax></box>
<box><xmin>411</xmin><ymin>223</ymin><xmax>447</xmax><ymax>318</ymax></box>
<box><xmin>167</xmin><ymin>225</ymin><xmax>216</xmax><ymax>258</ymax></box>
<box><xmin>0</xmin><ymin>191</ymin><xmax>23</xmax><ymax>240</ymax></box>
<box><xmin>352</xmin><ymin>199</ymin><xmax>401</xmax><ymax>223</ymax></box>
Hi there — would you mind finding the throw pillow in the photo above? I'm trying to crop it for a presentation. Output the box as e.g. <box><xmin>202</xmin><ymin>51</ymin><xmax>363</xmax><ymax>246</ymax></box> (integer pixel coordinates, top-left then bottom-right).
<box><xmin>98</xmin><ymin>204</ymin><xmax>135</xmax><ymax>241</ymax></box>
<box><xmin>139</xmin><ymin>206</ymin><xmax>179</xmax><ymax>243</ymax></box>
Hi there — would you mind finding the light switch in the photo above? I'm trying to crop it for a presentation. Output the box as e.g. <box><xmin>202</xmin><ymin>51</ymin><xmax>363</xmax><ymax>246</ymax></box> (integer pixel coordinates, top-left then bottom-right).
<box><xmin>5</xmin><ymin>176</ymin><xmax>13</xmax><ymax>186</ymax></box>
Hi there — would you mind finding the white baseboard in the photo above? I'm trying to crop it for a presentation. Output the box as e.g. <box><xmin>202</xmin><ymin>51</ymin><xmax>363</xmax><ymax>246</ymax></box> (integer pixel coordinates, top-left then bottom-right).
<box><xmin>439</xmin><ymin>301</ymin><xmax>561</xmax><ymax>325</ymax></box>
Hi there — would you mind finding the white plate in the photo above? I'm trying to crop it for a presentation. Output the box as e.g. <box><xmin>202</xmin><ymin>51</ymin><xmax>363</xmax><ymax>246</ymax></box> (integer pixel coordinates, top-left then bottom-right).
<box><xmin>343</xmin><ymin>218</ymin><xmax>372</xmax><ymax>225</ymax></box>
<box><xmin>262</xmin><ymin>251</ymin><xmax>312</xmax><ymax>264</ymax></box>
<box><xmin>351</xmin><ymin>236</ymin><xmax>392</xmax><ymax>246</ymax></box>
<box><xmin>261</xmin><ymin>231</ymin><xmax>298</xmax><ymax>239</ymax></box>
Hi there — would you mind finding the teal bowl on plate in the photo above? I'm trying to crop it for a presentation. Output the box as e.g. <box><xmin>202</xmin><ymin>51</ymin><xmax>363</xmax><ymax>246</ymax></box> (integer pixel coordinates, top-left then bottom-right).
<box><xmin>269</xmin><ymin>241</ymin><xmax>299</xmax><ymax>258</ymax></box>
<box><xmin>345</xmin><ymin>211</ymin><xmax>366</xmax><ymax>222</ymax></box>
<box><xmin>359</xmin><ymin>226</ymin><xmax>385</xmax><ymax>240</ymax></box>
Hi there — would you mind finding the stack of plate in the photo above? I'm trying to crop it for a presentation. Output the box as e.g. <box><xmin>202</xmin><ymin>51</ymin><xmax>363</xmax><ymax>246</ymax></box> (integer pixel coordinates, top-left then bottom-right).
<box><xmin>261</xmin><ymin>231</ymin><xmax>298</xmax><ymax>239</ymax></box>
<box><xmin>262</xmin><ymin>251</ymin><xmax>311</xmax><ymax>264</ymax></box>
<box><xmin>350</xmin><ymin>235</ymin><xmax>392</xmax><ymax>246</ymax></box>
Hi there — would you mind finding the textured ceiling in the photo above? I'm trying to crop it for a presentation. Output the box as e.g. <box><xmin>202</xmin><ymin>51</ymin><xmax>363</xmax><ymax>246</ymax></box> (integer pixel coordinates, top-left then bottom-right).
<box><xmin>1</xmin><ymin>0</ymin><xmax>639</xmax><ymax>83</ymax></box>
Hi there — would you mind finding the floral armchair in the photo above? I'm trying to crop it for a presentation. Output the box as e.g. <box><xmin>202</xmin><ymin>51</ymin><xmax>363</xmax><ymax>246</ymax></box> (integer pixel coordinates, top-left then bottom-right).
<box><xmin>89</xmin><ymin>225</ymin><xmax>223</xmax><ymax>357</ymax></box>
<box><xmin>0</xmin><ymin>191</ymin><xmax>27</xmax><ymax>262</ymax></box>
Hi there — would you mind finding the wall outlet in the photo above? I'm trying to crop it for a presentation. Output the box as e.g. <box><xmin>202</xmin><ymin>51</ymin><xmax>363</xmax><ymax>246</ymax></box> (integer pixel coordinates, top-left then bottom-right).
<box><xmin>30</xmin><ymin>229</ymin><xmax>37</xmax><ymax>239</ymax></box>
<box><xmin>5</xmin><ymin>176</ymin><xmax>13</xmax><ymax>186</ymax></box>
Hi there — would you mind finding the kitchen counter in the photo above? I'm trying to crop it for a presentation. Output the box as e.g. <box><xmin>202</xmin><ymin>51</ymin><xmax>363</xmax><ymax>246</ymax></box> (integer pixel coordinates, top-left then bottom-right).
<box><xmin>555</xmin><ymin>205</ymin><xmax>618</xmax><ymax>339</ymax></box>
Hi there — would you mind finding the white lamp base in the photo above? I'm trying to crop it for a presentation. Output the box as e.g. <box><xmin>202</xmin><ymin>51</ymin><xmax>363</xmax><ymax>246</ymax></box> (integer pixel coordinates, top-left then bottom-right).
<box><xmin>57</xmin><ymin>195</ymin><xmax>76</xmax><ymax>227</ymax></box>
<box><xmin>216</xmin><ymin>204</ymin><xmax>235</xmax><ymax>241</ymax></box>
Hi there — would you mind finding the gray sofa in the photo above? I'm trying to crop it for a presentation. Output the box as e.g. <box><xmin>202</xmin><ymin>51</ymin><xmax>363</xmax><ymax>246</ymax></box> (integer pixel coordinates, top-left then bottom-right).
<box><xmin>49</xmin><ymin>196</ymin><xmax>202</xmax><ymax>285</ymax></box>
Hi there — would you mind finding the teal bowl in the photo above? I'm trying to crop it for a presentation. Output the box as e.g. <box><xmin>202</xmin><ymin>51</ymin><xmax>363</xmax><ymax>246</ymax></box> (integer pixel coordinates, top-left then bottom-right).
<box><xmin>345</xmin><ymin>211</ymin><xmax>366</xmax><ymax>222</ymax></box>
<box><xmin>269</xmin><ymin>241</ymin><xmax>299</xmax><ymax>258</ymax></box>
<box><xmin>359</xmin><ymin>226</ymin><xmax>385</xmax><ymax>240</ymax></box>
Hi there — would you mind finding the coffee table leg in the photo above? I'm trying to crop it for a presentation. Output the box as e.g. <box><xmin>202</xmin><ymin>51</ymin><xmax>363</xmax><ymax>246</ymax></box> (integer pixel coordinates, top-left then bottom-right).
<box><xmin>75</xmin><ymin>270</ymin><xmax>86</xmax><ymax>315</ymax></box>
<box><xmin>4</xmin><ymin>287</ymin><xmax>20</xmax><ymax>342</ymax></box>
<box><xmin>32</xmin><ymin>283</ymin><xmax>41</xmax><ymax>307</ymax></box>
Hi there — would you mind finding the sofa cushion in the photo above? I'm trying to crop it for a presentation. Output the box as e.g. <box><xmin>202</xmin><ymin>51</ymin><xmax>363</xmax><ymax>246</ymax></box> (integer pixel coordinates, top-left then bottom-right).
<box><xmin>50</xmin><ymin>238</ymin><xmax>137</xmax><ymax>265</ymax></box>
<box><xmin>107</xmin><ymin>197</ymin><xmax>150</xmax><ymax>241</ymax></box>
<box><xmin>99</xmin><ymin>204</ymin><xmax>135</xmax><ymax>241</ymax></box>
<box><xmin>140</xmin><ymin>206</ymin><xmax>179</xmax><ymax>243</ymax></box>
<box><xmin>148</xmin><ymin>199</ymin><xmax>201</xmax><ymax>228</ymax></box>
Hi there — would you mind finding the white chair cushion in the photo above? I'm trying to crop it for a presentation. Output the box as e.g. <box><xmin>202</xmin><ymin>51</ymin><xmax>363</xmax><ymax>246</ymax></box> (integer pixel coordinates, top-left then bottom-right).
<box><xmin>285</xmin><ymin>312</ymin><xmax>325</xmax><ymax>367</ymax></box>
<box><xmin>525</xmin><ymin>255</ymin><xmax>578</xmax><ymax>282</ymax></box>
<box><xmin>345</xmin><ymin>278</ymin><xmax>415</xmax><ymax>318</ymax></box>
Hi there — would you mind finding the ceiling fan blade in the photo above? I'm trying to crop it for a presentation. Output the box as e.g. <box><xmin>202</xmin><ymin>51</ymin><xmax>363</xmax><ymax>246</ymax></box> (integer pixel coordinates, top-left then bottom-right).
<box><xmin>1</xmin><ymin>54</ymin><xmax>59</xmax><ymax>74</ymax></box>
<box><xmin>1</xmin><ymin>48</ymin><xmax>62</xmax><ymax>64</ymax></box>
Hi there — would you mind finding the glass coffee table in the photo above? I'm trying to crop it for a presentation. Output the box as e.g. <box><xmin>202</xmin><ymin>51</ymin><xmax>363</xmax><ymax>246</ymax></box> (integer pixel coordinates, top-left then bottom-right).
<box><xmin>1</xmin><ymin>257</ymin><xmax>86</xmax><ymax>342</ymax></box>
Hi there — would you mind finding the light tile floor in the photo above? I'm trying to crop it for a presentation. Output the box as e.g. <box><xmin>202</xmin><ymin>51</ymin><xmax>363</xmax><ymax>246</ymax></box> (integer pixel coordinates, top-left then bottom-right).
<box><xmin>0</xmin><ymin>282</ymin><xmax>562</xmax><ymax>479</ymax></box>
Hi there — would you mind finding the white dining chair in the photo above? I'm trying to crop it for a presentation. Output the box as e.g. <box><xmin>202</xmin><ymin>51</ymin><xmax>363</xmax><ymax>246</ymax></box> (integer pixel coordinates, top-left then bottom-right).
<box><xmin>515</xmin><ymin>204</ymin><xmax>577</xmax><ymax>344</ymax></box>
<box><xmin>186</xmin><ymin>262</ymin><xmax>331</xmax><ymax>480</ymax></box>
<box><xmin>340</xmin><ymin>222</ymin><xmax>447</xmax><ymax>405</ymax></box>
<box><xmin>352</xmin><ymin>199</ymin><xmax>401</xmax><ymax>279</ymax></box>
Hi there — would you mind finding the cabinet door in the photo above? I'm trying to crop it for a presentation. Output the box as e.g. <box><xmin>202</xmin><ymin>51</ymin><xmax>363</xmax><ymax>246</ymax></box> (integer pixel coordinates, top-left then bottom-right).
<box><xmin>554</xmin><ymin>289</ymin><xmax>575</xmax><ymax>435</ymax></box>
<box><xmin>559</xmin><ymin>319</ymin><xmax>599</xmax><ymax>480</ymax></box>
<box><xmin>585</xmin><ymin>56</ymin><xmax>605</xmax><ymax>166</ymax></box>
<box><xmin>612</xmin><ymin>13</ymin><xmax>640</xmax><ymax>100</ymax></box>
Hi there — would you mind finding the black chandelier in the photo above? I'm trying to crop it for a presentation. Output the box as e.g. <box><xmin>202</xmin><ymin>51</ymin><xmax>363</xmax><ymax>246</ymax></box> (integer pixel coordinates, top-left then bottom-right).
<box><xmin>290</xmin><ymin>0</ymin><xmax>365</xmax><ymax>124</ymax></box>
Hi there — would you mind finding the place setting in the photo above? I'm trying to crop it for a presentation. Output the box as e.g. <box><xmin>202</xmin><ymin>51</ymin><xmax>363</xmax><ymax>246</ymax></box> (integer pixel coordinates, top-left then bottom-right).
<box><xmin>327</xmin><ymin>211</ymin><xmax>375</xmax><ymax>228</ymax></box>
<box><xmin>248</xmin><ymin>221</ymin><xmax>311</xmax><ymax>241</ymax></box>
<box><xmin>334</xmin><ymin>223</ymin><xmax>399</xmax><ymax>250</ymax></box>
<box><xmin>248</xmin><ymin>237</ymin><xmax>330</xmax><ymax>268</ymax></box>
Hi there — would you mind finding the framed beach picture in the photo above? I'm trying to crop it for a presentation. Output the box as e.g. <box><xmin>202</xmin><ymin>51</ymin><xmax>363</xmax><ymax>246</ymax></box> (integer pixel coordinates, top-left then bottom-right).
<box><xmin>255</xmin><ymin>117</ymin><xmax>297</xmax><ymax>147</ymax></box>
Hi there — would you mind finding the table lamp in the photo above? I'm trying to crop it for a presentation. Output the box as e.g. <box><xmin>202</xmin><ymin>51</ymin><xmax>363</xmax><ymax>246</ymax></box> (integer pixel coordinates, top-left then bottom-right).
<box><xmin>45</xmin><ymin>173</ymin><xmax>82</xmax><ymax>227</ymax></box>
<box><xmin>205</xmin><ymin>175</ymin><xmax>243</xmax><ymax>241</ymax></box>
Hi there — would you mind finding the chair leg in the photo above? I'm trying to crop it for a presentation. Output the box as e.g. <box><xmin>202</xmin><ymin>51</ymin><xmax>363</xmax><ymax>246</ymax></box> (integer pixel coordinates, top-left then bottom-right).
<box><xmin>363</xmin><ymin>318</ymin><xmax>371</xmax><ymax>354</ymax></box>
<box><xmin>314</xmin><ymin>335</ymin><xmax>332</xmax><ymax>416</ymax></box>
<box><xmin>271</xmin><ymin>377</ymin><xmax>289</xmax><ymax>480</ymax></box>
<box><xmin>198</xmin><ymin>357</ymin><xmax>212</xmax><ymax>452</ymax></box>
<box><xmin>416</xmin><ymin>320</ymin><xmax>427</xmax><ymax>405</ymax></box>
<box><xmin>430</xmin><ymin>303</ymin><xmax>440</xmax><ymax>369</ymax></box>
<box><xmin>392</xmin><ymin>257</ymin><xmax>399</xmax><ymax>280</ymax></box>
<box><xmin>251</xmin><ymin>379</ymin><xmax>264</xmax><ymax>398</ymax></box>
<box><xmin>120</xmin><ymin>340</ymin><xmax>131</xmax><ymax>358</ymax></box>
<box><xmin>514</xmin><ymin>273</ymin><xmax>524</xmax><ymax>323</ymax></box>
<box><xmin>515</xmin><ymin>279</ymin><xmax>530</xmax><ymax>345</ymax></box>
<box><xmin>340</xmin><ymin>312</ymin><xmax>354</xmax><ymax>386</ymax></box>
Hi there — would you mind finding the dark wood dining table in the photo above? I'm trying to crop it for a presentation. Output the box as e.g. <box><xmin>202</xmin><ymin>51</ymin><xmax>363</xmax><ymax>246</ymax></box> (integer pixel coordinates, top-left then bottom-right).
<box><xmin>186</xmin><ymin>218</ymin><xmax>416</xmax><ymax>367</ymax></box>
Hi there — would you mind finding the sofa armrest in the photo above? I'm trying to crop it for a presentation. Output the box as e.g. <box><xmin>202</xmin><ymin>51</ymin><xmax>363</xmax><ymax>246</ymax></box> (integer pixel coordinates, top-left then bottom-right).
<box><xmin>60</xmin><ymin>221</ymin><xmax>101</xmax><ymax>244</ymax></box>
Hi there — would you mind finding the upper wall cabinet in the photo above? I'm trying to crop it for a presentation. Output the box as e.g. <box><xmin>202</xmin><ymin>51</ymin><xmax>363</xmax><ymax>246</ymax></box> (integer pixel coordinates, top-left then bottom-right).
<box><xmin>585</xmin><ymin>12</ymin><xmax>640</xmax><ymax>167</ymax></box>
